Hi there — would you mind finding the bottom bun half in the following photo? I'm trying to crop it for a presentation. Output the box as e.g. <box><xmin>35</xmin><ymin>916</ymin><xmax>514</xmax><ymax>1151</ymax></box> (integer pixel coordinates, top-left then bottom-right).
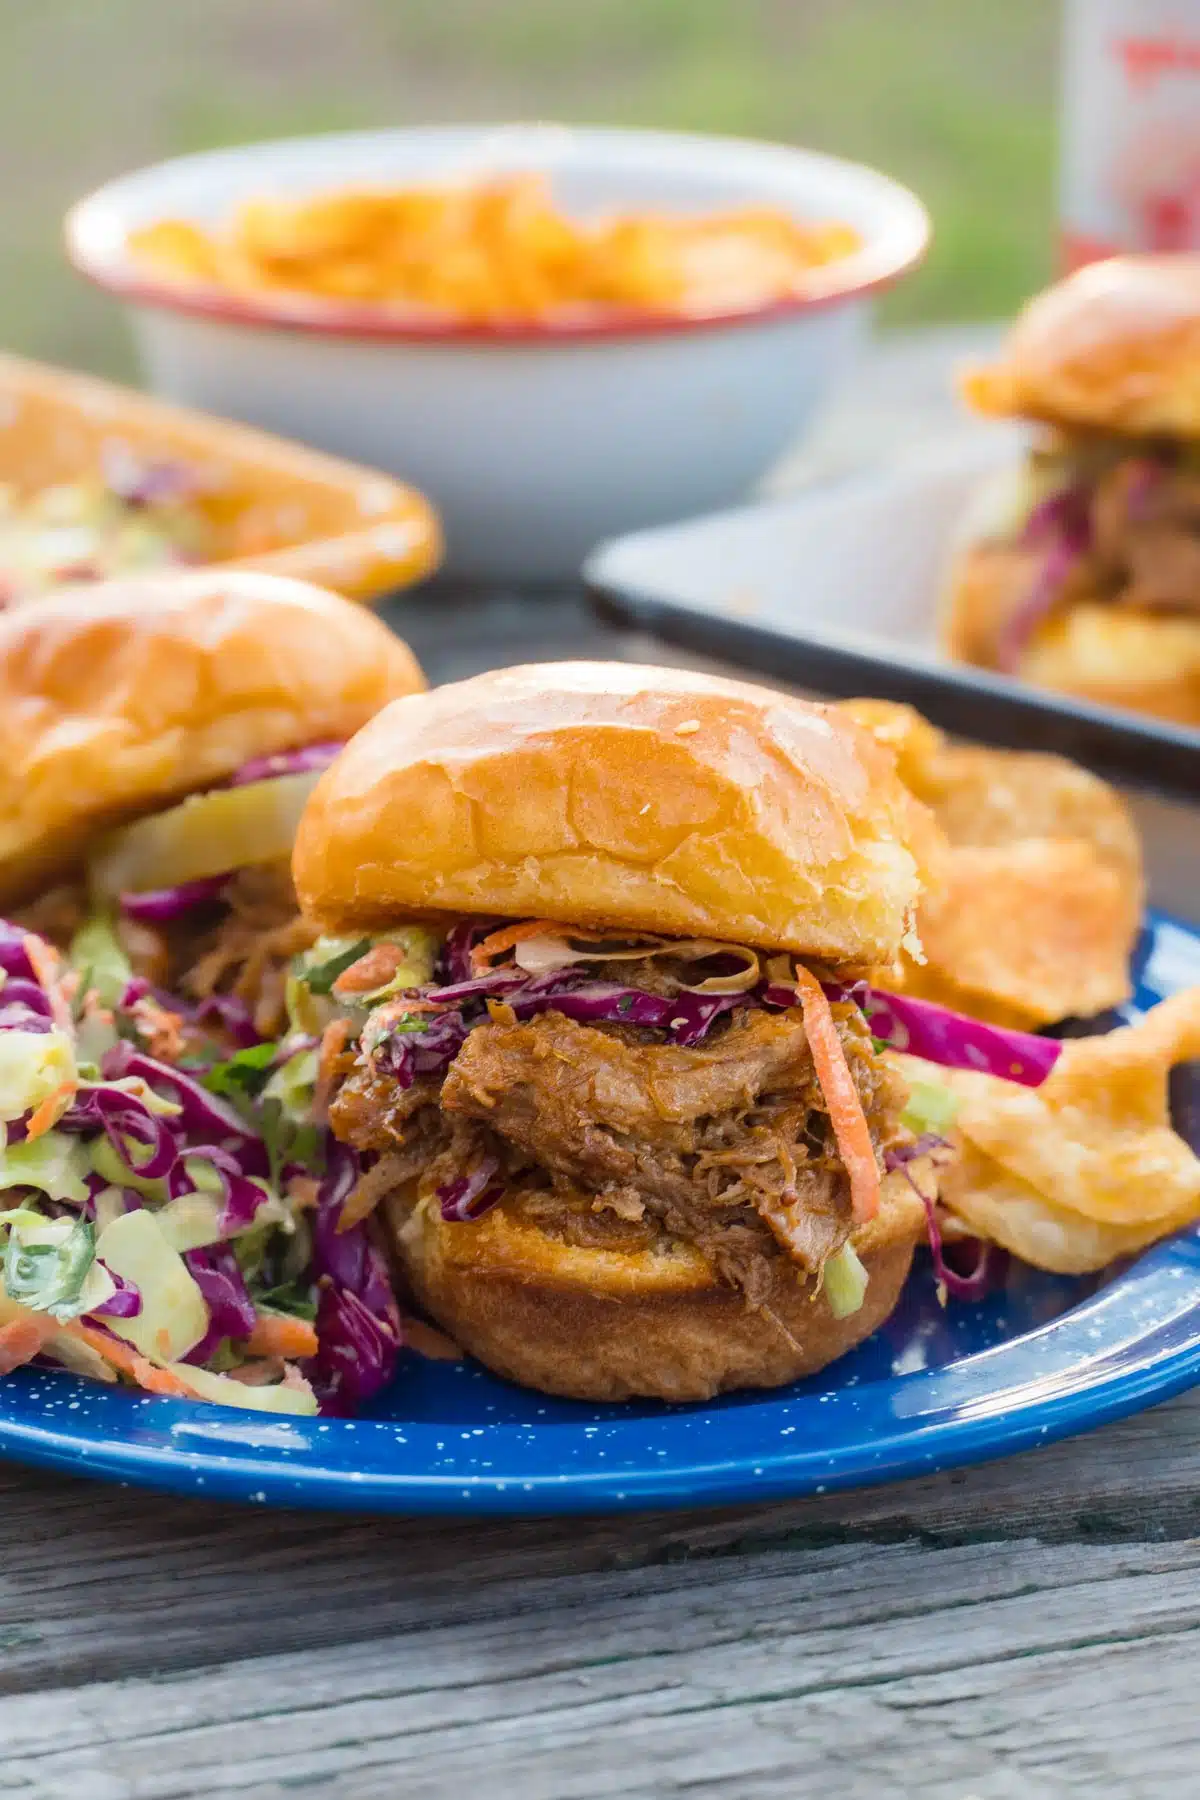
<box><xmin>387</xmin><ymin>1169</ymin><xmax>931</xmax><ymax>1403</ymax></box>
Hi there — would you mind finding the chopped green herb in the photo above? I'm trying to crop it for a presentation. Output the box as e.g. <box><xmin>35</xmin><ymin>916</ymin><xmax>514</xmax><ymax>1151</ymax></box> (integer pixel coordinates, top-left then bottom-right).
<box><xmin>3</xmin><ymin>1215</ymin><xmax>96</xmax><ymax>1321</ymax></box>
<box><xmin>254</xmin><ymin>1280</ymin><xmax>318</xmax><ymax>1323</ymax></box>
<box><xmin>204</xmin><ymin>1040</ymin><xmax>278</xmax><ymax>1099</ymax></box>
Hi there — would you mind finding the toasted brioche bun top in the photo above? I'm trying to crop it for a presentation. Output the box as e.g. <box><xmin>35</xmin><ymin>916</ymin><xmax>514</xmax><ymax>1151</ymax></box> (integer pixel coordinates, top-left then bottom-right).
<box><xmin>293</xmin><ymin>661</ymin><xmax>931</xmax><ymax>967</ymax></box>
<box><xmin>962</xmin><ymin>254</ymin><xmax>1200</xmax><ymax>437</ymax></box>
<box><xmin>0</xmin><ymin>568</ymin><xmax>425</xmax><ymax>903</ymax></box>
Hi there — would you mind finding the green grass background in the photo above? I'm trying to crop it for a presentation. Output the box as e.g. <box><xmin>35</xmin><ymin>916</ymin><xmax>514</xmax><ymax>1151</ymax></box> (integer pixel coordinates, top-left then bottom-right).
<box><xmin>3</xmin><ymin>0</ymin><xmax>1058</xmax><ymax>377</ymax></box>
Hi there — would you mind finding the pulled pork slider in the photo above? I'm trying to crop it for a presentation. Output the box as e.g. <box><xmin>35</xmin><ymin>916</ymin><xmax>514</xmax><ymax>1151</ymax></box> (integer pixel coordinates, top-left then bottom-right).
<box><xmin>292</xmin><ymin>662</ymin><xmax>950</xmax><ymax>1403</ymax></box>
<box><xmin>945</xmin><ymin>254</ymin><xmax>1200</xmax><ymax>724</ymax></box>
<box><xmin>2</xmin><ymin>569</ymin><xmax>424</xmax><ymax>1037</ymax></box>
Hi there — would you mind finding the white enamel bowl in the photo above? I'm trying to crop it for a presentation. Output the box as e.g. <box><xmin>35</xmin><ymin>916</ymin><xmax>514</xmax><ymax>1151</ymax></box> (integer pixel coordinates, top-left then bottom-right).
<box><xmin>67</xmin><ymin>125</ymin><xmax>929</xmax><ymax>578</ymax></box>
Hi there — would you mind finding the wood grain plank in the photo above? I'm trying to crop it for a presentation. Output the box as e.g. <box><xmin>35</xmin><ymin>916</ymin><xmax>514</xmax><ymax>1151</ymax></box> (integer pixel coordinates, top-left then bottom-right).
<box><xmin>2</xmin><ymin>1539</ymin><xmax>1196</xmax><ymax>1799</ymax></box>
<box><xmin>1</xmin><ymin>1391</ymin><xmax>1197</xmax><ymax>1696</ymax></box>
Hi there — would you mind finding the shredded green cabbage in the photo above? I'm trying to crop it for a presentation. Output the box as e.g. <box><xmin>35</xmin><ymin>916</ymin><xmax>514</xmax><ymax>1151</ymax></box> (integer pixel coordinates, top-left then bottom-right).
<box><xmin>67</xmin><ymin>914</ymin><xmax>133</xmax><ymax>1009</ymax></box>
<box><xmin>95</xmin><ymin>1208</ymin><xmax>208</xmax><ymax>1363</ymax></box>
<box><xmin>0</xmin><ymin>1131</ymin><xmax>91</xmax><ymax>1206</ymax></box>
<box><xmin>824</xmin><ymin>1242</ymin><xmax>870</xmax><ymax>1319</ymax></box>
<box><xmin>900</xmin><ymin>1079</ymin><xmax>960</xmax><ymax>1138</ymax></box>
<box><xmin>263</xmin><ymin>1046</ymin><xmax>318</xmax><ymax>1123</ymax></box>
<box><xmin>165</xmin><ymin>1361</ymin><xmax>319</xmax><ymax>1415</ymax></box>
<box><xmin>0</xmin><ymin>1029</ymin><xmax>76</xmax><ymax>1123</ymax></box>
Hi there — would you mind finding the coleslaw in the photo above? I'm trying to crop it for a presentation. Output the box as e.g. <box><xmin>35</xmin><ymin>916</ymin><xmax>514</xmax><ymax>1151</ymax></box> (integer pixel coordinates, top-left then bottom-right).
<box><xmin>0</xmin><ymin>919</ymin><xmax>400</xmax><ymax>1414</ymax></box>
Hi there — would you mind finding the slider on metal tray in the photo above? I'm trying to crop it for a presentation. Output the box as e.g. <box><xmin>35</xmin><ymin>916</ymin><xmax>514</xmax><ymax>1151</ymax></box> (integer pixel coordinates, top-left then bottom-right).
<box><xmin>944</xmin><ymin>252</ymin><xmax>1200</xmax><ymax>725</ymax></box>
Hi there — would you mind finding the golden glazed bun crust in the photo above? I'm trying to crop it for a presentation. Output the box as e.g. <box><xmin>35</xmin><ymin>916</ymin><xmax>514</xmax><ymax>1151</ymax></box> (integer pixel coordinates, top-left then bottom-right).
<box><xmin>389</xmin><ymin>1170</ymin><xmax>929</xmax><ymax>1403</ymax></box>
<box><xmin>962</xmin><ymin>254</ymin><xmax>1200</xmax><ymax>437</ymax></box>
<box><xmin>294</xmin><ymin>662</ymin><xmax>930</xmax><ymax>968</ymax></box>
<box><xmin>0</xmin><ymin>569</ymin><xmax>425</xmax><ymax>904</ymax></box>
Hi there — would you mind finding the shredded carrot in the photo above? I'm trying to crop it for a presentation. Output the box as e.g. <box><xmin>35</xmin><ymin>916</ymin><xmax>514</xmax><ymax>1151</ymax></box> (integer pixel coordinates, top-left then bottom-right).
<box><xmin>246</xmin><ymin>1313</ymin><xmax>319</xmax><ymax>1359</ymax></box>
<box><xmin>227</xmin><ymin>1358</ymin><xmax>285</xmax><ymax>1386</ymax></box>
<box><xmin>67</xmin><ymin>1323</ymin><xmax>200</xmax><ymax>1398</ymax></box>
<box><xmin>286</xmin><ymin>1173</ymin><xmax>321</xmax><ymax>1210</ymax></box>
<box><xmin>314</xmin><ymin>1018</ymin><xmax>352</xmax><ymax>1120</ymax></box>
<box><xmin>132</xmin><ymin>995</ymin><xmax>186</xmax><ymax>1061</ymax></box>
<box><xmin>485</xmin><ymin>998</ymin><xmax>518</xmax><ymax>1028</ymax></box>
<box><xmin>68</xmin><ymin>1322</ymin><xmax>141</xmax><ymax>1380</ymax></box>
<box><xmin>0</xmin><ymin>1313</ymin><xmax>59</xmax><ymax>1373</ymax></box>
<box><xmin>332</xmin><ymin>943</ymin><xmax>407</xmax><ymax>997</ymax></box>
<box><xmin>24</xmin><ymin>1079</ymin><xmax>77</xmax><ymax>1141</ymax></box>
<box><xmin>129</xmin><ymin>1357</ymin><xmax>197</xmax><ymax>1398</ymax></box>
<box><xmin>789</xmin><ymin>965</ymin><xmax>880</xmax><ymax>1225</ymax></box>
<box><xmin>469</xmin><ymin>919</ymin><xmax>573</xmax><ymax>973</ymax></box>
<box><xmin>369</xmin><ymin>996</ymin><xmax>442</xmax><ymax>1024</ymax></box>
<box><xmin>23</xmin><ymin>934</ymin><xmax>72</xmax><ymax>1033</ymax></box>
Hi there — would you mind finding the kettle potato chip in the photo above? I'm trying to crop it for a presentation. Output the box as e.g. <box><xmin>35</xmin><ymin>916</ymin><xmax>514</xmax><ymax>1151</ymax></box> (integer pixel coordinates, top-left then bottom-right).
<box><xmin>893</xmin><ymin>987</ymin><xmax>1200</xmax><ymax>1272</ymax></box>
<box><xmin>843</xmin><ymin>699</ymin><xmax>1142</xmax><ymax>1027</ymax></box>
<box><xmin>898</xmin><ymin>837</ymin><xmax>1139</xmax><ymax>1031</ymax></box>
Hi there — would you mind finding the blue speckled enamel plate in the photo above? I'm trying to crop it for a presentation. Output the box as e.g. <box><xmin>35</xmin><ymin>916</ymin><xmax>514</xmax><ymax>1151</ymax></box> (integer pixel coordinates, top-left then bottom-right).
<box><xmin>1</xmin><ymin>910</ymin><xmax>1198</xmax><ymax>1514</ymax></box>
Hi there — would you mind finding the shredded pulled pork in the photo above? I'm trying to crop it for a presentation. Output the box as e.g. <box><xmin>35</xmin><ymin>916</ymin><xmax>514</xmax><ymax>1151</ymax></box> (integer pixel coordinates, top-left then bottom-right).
<box><xmin>974</xmin><ymin>452</ymin><xmax>1200</xmax><ymax>667</ymax></box>
<box><xmin>17</xmin><ymin>861</ymin><xmax>316</xmax><ymax>1040</ymax></box>
<box><xmin>1089</xmin><ymin>457</ymin><xmax>1200</xmax><ymax>614</ymax></box>
<box><xmin>179</xmin><ymin>863</ymin><xmax>317</xmax><ymax>1038</ymax></box>
<box><xmin>329</xmin><ymin>972</ymin><xmax>908</xmax><ymax>1307</ymax></box>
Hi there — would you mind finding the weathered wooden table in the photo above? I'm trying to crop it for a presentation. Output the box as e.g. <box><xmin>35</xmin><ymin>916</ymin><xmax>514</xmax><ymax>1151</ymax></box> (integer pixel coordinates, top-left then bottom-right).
<box><xmin>4</xmin><ymin>333</ymin><xmax>1197</xmax><ymax>1799</ymax></box>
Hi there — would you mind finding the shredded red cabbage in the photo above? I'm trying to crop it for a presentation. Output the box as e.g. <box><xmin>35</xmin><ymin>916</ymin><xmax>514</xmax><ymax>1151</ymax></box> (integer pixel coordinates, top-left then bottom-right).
<box><xmin>380</xmin><ymin>1010</ymin><xmax>474</xmax><ymax>1088</ymax></box>
<box><xmin>438</xmin><ymin>921</ymin><xmax>494</xmax><ymax>985</ymax></box>
<box><xmin>438</xmin><ymin>1156</ymin><xmax>503</xmax><ymax>1222</ymax></box>
<box><xmin>90</xmin><ymin>1264</ymin><xmax>143</xmax><ymax>1319</ymax></box>
<box><xmin>182</xmin><ymin>1245</ymin><xmax>258</xmax><ymax>1362</ymax></box>
<box><xmin>0</xmin><ymin>927</ymin><xmax>38</xmax><ymax>984</ymax></box>
<box><xmin>227</xmin><ymin>742</ymin><xmax>343</xmax><ymax>788</ymax></box>
<box><xmin>120</xmin><ymin>876</ymin><xmax>229</xmax><ymax>922</ymax></box>
<box><xmin>305</xmin><ymin>1137</ymin><xmax>401</xmax><ymax>1412</ymax></box>
<box><xmin>853</xmin><ymin>988</ymin><xmax>1061</xmax><ymax>1087</ymax></box>
<box><xmin>101</xmin><ymin>1044</ymin><xmax>269</xmax><ymax>1176</ymax></box>
<box><xmin>425</xmin><ymin>970</ymin><xmax>527</xmax><ymax>1006</ymax></box>
<box><xmin>0</xmin><ymin>980</ymin><xmax>54</xmax><ymax>1021</ymax></box>
<box><xmin>311</xmin><ymin>1282</ymin><xmax>401</xmax><ymax>1414</ymax></box>
<box><xmin>377</xmin><ymin>970</ymin><xmax>741</xmax><ymax>1084</ymax></box>
<box><xmin>510</xmin><ymin>979</ymin><xmax>740</xmax><ymax>1045</ymax></box>
<box><xmin>375</xmin><ymin>955</ymin><xmax>1061</xmax><ymax>1098</ymax></box>
<box><xmin>164</xmin><ymin>1142</ymin><xmax>270</xmax><ymax>1235</ymax></box>
<box><xmin>194</xmin><ymin>993</ymin><xmax>264</xmax><ymax>1048</ymax></box>
<box><xmin>886</xmin><ymin>1136</ymin><xmax>1002</xmax><ymax>1303</ymax></box>
<box><xmin>996</xmin><ymin>486</ymin><xmax>1092</xmax><ymax>673</ymax></box>
<box><xmin>0</xmin><ymin>1002</ymin><xmax>55</xmax><ymax>1033</ymax></box>
<box><xmin>59</xmin><ymin>1087</ymin><xmax>179</xmax><ymax>1179</ymax></box>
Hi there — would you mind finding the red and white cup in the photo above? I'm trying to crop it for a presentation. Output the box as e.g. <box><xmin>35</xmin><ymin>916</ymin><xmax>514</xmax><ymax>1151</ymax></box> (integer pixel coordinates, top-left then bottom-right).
<box><xmin>1061</xmin><ymin>0</ymin><xmax>1200</xmax><ymax>269</ymax></box>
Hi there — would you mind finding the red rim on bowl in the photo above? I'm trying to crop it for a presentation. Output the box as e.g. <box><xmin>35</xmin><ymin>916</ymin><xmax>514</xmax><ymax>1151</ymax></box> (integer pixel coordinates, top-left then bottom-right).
<box><xmin>64</xmin><ymin>135</ymin><xmax>931</xmax><ymax>346</ymax></box>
